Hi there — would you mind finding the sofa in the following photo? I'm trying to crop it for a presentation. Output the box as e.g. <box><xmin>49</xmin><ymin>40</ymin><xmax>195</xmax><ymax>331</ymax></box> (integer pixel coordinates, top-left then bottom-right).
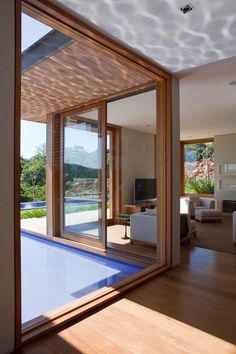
<box><xmin>185</xmin><ymin>195</ymin><xmax>215</xmax><ymax>218</ymax></box>
<box><xmin>130</xmin><ymin>210</ymin><xmax>196</xmax><ymax>245</ymax></box>
<box><xmin>130</xmin><ymin>211</ymin><xmax>157</xmax><ymax>245</ymax></box>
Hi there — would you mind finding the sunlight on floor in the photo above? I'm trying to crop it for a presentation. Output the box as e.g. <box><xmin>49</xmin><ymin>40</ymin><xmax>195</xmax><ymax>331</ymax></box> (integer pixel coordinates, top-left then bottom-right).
<box><xmin>56</xmin><ymin>298</ymin><xmax>236</xmax><ymax>353</ymax></box>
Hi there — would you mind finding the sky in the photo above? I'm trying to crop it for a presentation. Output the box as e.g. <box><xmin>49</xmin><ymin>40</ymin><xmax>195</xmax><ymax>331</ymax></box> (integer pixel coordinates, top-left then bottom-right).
<box><xmin>21</xmin><ymin>14</ymin><xmax>51</xmax><ymax>158</ymax></box>
<box><xmin>21</xmin><ymin>14</ymin><xmax>99</xmax><ymax>158</ymax></box>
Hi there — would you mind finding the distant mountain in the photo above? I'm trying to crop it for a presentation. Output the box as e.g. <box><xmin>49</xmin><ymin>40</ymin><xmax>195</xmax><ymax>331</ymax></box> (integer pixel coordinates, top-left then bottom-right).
<box><xmin>64</xmin><ymin>163</ymin><xmax>98</xmax><ymax>181</ymax></box>
<box><xmin>65</xmin><ymin>146</ymin><xmax>100</xmax><ymax>169</ymax></box>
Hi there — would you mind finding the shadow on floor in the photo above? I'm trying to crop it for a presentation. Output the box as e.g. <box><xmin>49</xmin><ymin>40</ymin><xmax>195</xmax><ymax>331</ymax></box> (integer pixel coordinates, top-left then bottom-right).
<box><xmin>124</xmin><ymin>245</ymin><xmax>236</xmax><ymax>345</ymax></box>
<box><xmin>14</xmin><ymin>334</ymin><xmax>83</xmax><ymax>354</ymax></box>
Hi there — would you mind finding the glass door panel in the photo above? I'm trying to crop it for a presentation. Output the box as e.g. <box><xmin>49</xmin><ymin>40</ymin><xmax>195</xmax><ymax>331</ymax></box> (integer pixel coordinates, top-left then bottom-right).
<box><xmin>63</xmin><ymin>108</ymin><xmax>104</xmax><ymax>244</ymax></box>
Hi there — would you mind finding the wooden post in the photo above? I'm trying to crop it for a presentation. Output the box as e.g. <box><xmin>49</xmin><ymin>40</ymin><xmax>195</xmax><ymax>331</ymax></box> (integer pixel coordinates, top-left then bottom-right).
<box><xmin>46</xmin><ymin>114</ymin><xmax>61</xmax><ymax>237</ymax></box>
<box><xmin>101</xmin><ymin>102</ymin><xmax>107</xmax><ymax>248</ymax></box>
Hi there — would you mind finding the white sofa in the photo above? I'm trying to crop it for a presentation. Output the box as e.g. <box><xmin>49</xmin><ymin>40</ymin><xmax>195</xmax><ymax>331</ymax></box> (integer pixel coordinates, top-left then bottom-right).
<box><xmin>130</xmin><ymin>211</ymin><xmax>157</xmax><ymax>245</ymax></box>
<box><xmin>130</xmin><ymin>211</ymin><xmax>196</xmax><ymax>246</ymax></box>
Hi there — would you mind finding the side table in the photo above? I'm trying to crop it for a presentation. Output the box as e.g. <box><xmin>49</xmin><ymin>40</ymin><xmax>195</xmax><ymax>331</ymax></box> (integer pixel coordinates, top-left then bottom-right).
<box><xmin>117</xmin><ymin>214</ymin><xmax>130</xmax><ymax>240</ymax></box>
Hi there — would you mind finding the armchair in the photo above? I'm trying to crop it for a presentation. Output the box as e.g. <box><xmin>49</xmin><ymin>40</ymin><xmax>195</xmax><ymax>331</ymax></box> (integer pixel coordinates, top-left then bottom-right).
<box><xmin>185</xmin><ymin>196</ymin><xmax>215</xmax><ymax>218</ymax></box>
<box><xmin>180</xmin><ymin>213</ymin><xmax>196</xmax><ymax>242</ymax></box>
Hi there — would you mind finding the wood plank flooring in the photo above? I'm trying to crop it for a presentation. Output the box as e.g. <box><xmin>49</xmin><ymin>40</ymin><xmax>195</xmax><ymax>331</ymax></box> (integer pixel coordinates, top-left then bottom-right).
<box><xmin>107</xmin><ymin>224</ymin><xmax>157</xmax><ymax>259</ymax></box>
<box><xmin>17</xmin><ymin>246</ymin><xmax>236</xmax><ymax>354</ymax></box>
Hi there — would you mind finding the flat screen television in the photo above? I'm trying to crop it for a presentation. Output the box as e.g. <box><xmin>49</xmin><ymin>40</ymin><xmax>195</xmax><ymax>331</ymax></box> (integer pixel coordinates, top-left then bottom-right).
<box><xmin>134</xmin><ymin>178</ymin><xmax>156</xmax><ymax>202</ymax></box>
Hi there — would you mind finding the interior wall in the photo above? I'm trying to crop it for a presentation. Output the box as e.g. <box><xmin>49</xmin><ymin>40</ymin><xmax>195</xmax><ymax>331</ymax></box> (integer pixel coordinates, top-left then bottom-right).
<box><xmin>214</xmin><ymin>133</ymin><xmax>236</xmax><ymax>205</ymax></box>
<box><xmin>121</xmin><ymin>127</ymin><xmax>155</xmax><ymax>204</ymax></box>
<box><xmin>0</xmin><ymin>1</ymin><xmax>16</xmax><ymax>352</ymax></box>
<box><xmin>171</xmin><ymin>77</ymin><xmax>180</xmax><ymax>266</ymax></box>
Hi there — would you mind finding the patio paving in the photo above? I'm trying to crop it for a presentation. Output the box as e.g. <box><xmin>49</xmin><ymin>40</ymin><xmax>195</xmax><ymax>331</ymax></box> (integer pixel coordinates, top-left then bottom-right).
<box><xmin>21</xmin><ymin>210</ymin><xmax>99</xmax><ymax>235</ymax></box>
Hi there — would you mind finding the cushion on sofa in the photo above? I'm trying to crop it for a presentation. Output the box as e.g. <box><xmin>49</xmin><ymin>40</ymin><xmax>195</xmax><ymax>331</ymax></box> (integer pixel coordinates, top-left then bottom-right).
<box><xmin>145</xmin><ymin>207</ymin><xmax>157</xmax><ymax>216</ymax></box>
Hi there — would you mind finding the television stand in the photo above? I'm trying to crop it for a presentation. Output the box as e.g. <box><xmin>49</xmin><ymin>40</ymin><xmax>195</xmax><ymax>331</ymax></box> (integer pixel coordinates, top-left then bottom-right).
<box><xmin>123</xmin><ymin>201</ymin><xmax>157</xmax><ymax>214</ymax></box>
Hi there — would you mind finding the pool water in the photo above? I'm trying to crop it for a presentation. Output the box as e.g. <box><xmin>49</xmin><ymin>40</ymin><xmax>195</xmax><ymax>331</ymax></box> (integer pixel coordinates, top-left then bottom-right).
<box><xmin>21</xmin><ymin>232</ymin><xmax>141</xmax><ymax>323</ymax></box>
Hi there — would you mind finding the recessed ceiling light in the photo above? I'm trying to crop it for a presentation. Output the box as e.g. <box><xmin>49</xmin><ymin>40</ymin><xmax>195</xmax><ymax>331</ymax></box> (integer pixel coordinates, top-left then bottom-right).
<box><xmin>180</xmin><ymin>3</ymin><xmax>195</xmax><ymax>14</ymax></box>
<box><xmin>229</xmin><ymin>80</ymin><xmax>236</xmax><ymax>86</ymax></box>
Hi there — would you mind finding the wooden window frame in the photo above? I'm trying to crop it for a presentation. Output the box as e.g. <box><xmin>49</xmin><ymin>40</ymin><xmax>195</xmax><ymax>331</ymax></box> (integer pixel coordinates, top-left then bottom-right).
<box><xmin>15</xmin><ymin>0</ymin><xmax>173</xmax><ymax>349</ymax></box>
<box><xmin>180</xmin><ymin>138</ymin><xmax>214</xmax><ymax>197</ymax></box>
<box><xmin>59</xmin><ymin>103</ymin><xmax>107</xmax><ymax>249</ymax></box>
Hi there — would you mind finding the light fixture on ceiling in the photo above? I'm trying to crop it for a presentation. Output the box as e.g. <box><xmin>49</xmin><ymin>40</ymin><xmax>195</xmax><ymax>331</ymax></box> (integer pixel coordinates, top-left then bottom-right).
<box><xmin>229</xmin><ymin>80</ymin><xmax>236</xmax><ymax>86</ymax></box>
<box><xmin>180</xmin><ymin>3</ymin><xmax>195</xmax><ymax>14</ymax></box>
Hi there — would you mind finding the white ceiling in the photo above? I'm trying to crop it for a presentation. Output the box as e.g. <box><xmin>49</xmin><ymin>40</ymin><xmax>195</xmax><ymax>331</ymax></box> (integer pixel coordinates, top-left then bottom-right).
<box><xmin>107</xmin><ymin>59</ymin><xmax>236</xmax><ymax>139</ymax></box>
<box><xmin>180</xmin><ymin>56</ymin><xmax>236</xmax><ymax>140</ymax></box>
<box><xmin>67</xmin><ymin>90</ymin><xmax>156</xmax><ymax>134</ymax></box>
<box><xmin>55</xmin><ymin>0</ymin><xmax>236</xmax><ymax>138</ymax></box>
<box><xmin>57</xmin><ymin>0</ymin><xmax>236</xmax><ymax>73</ymax></box>
<box><xmin>108</xmin><ymin>90</ymin><xmax>156</xmax><ymax>133</ymax></box>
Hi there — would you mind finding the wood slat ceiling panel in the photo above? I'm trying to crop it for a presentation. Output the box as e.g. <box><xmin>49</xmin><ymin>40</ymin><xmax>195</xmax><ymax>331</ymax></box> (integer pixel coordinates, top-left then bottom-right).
<box><xmin>21</xmin><ymin>35</ymin><xmax>151</xmax><ymax>122</ymax></box>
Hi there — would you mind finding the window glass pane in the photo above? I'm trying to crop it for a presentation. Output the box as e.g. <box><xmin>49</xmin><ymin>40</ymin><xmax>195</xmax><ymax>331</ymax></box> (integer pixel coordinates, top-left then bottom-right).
<box><xmin>20</xmin><ymin>120</ymin><xmax>47</xmax><ymax>235</ymax></box>
<box><xmin>64</xmin><ymin>110</ymin><xmax>102</xmax><ymax>240</ymax></box>
<box><xmin>184</xmin><ymin>142</ymin><xmax>215</xmax><ymax>194</ymax></box>
<box><xmin>107</xmin><ymin>90</ymin><xmax>157</xmax><ymax>261</ymax></box>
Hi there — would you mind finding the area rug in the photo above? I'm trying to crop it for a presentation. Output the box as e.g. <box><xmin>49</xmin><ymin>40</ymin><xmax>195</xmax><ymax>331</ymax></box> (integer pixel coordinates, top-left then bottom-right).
<box><xmin>191</xmin><ymin>215</ymin><xmax>236</xmax><ymax>254</ymax></box>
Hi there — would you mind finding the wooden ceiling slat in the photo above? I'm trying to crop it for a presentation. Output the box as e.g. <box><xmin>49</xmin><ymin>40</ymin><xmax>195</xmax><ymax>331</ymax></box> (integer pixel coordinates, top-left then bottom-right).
<box><xmin>54</xmin><ymin>47</ymin><xmax>138</xmax><ymax>89</ymax></box>
<box><xmin>73</xmin><ymin>36</ymin><xmax>151</xmax><ymax>81</ymax></box>
<box><xmin>48</xmin><ymin>56</ymin><xmax>120</xmax><ymax>92</ymax></box>
<box><xmin>22</xmin><ymin>61</ymin><xmax>117</xmax><ymax>100</ymax></box>
<box><xmin>70</xmin><ymin>40</ymin><xmax>150</xmax><ymax>81</ymax></box>
<box><xmin>22</xmin><ymin>31</ymin><xmax>151</xmax><ymax>122</ymax></box>
<box><xmin>64</xmin><ymin>44</ymin><xmax>146</xmax><ymax>86</ymax></box>
<box><xmin>26</xmin><ymin>57</ymin><xmax>120</xmax><ymax>95</ymax></box>
<box><xmin>32</xmin><ymin>62</ymin><xmax>110</xmax><ymax>93</ymax></box>
<box><xmin>22</xmin><ymin>69</ymin><xmax>107</xmax><ymax>99</ymax></box>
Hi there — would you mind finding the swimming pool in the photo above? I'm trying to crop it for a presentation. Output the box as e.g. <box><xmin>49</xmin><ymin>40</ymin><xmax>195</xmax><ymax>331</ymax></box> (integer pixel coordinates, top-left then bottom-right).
<box><xmin>20</xmin><ymin>198</ymin><xmax>98</xmax><ymax>210</ymax></box>
<box><xmin>21</xmin><ymin>231</ymin><xmax>141</xmax><ymax>323</ymax></box>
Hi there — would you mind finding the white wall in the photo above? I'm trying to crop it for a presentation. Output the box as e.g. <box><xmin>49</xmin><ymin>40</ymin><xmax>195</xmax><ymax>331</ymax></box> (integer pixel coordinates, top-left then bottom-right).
<box><xmin>214</xmin><ymin>133</ymin><xmax>236</xmax><ymax>205</ymax></box>
<box><xmin>121</xmin><ymin>128</ymin><xmax>155</xmax><ymax>204</ymax></box>
<box><xmin>0</xmin><ymin>1</ymin><xmax>16</xmax><ymax>353</ymax></box>
<box><xmin>172</xmin><ymin>77</ymin><xmax>180</xmax><ymax>266</ymax></box>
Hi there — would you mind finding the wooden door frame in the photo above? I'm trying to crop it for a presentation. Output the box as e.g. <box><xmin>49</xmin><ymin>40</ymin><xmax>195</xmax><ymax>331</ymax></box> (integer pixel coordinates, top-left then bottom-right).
<box><xmin>59</xmin><ymin>102</ymin><xmax>107</xmax><ymax>249</ymax></box>
<box><xmin>15</xmin><ymin>0</ymin><xmax>173</xmax><ymax>348</ymax></box>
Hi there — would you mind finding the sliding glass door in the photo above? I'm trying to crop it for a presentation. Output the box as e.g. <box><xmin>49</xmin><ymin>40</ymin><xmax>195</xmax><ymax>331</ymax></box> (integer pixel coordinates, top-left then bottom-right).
<box><xmin>62</xmin><ymin>106</ymin><xmax>106</xmax><ymax>247</ymax></box>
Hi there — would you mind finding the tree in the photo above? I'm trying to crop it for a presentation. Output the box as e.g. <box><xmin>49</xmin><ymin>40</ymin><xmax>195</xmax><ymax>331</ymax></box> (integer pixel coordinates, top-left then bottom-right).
<box><xmin>20</xmin><ymin>144</ymin><xmax>46</xmax><ymax>202</ymax></box>
<box><xmin>185</xmin><ymin>142</ymin><xmax>214</xmax><ymax>163</ymax></box>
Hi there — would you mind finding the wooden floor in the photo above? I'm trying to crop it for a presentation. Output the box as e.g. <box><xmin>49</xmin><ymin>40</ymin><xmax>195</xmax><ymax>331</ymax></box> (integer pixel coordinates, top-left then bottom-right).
<box><xmin>18</xmin><ymin>246</ymin><xmax>236</xmax><ymax>354</ymax></box>
<box><xmin>192</xmin><ymin>215</ymin><xmax>236</xmax><ymax>254</ymax></box>
<box><xmin>107</xmin><ymin>224</ymin><xmax>156</xmax><ymax>259</ymax></box>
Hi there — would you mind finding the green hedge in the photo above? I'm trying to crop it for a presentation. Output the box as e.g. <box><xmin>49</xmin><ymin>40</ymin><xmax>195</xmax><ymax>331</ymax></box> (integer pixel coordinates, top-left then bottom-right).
<box><xmin>185</xmin><ymin>177</ymin><xmax>214</xmax><ymax>194</ymax></box>
<box><xmin>21</xmin><ymin>208</ymin><xmax>46</xmax><ymax>219</ymax></box>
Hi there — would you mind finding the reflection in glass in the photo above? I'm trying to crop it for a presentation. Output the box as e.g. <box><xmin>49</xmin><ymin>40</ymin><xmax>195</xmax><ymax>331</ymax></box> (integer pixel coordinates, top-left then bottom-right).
<box><xmin>64</xmin><ymin>109</ymin><xmax>102</xmax><ymax>239</ymax></box>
